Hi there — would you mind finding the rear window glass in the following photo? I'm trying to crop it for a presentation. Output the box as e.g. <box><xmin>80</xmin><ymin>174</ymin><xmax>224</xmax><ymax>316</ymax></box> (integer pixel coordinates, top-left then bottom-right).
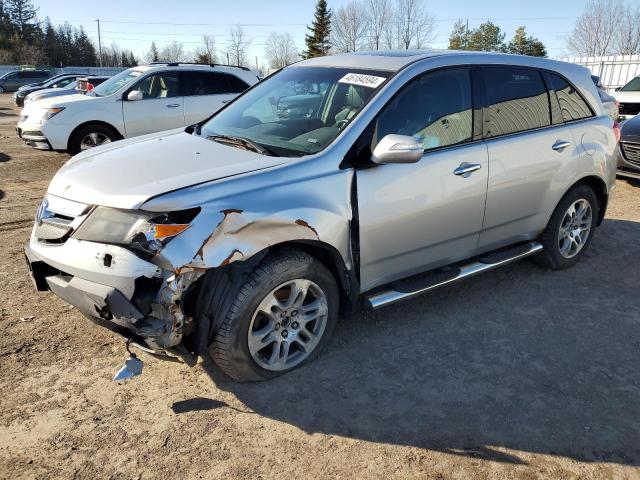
<box><xmin>547</xmin><ymin>73</ymin><xmax>593</xmax><ymax>123</ymax></box>
<box><xmin>484</xmin><ymin>67</ymin><xmax>550</xmax><ymax>137</ymax></box>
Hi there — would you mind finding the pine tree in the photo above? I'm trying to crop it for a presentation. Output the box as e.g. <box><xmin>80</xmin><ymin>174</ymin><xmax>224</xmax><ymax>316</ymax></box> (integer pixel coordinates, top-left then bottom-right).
<box><xmin>469</xmin><ymin>21</ymin><xmax>506</xmax><ymax>52</ymax></box>
<box><xmin>5</xmin><ymin>0</ymin><xmax>38</xmax><ymax>41</ymax></box>
<box><xmin>448</xmin><ymin>19</ymin><xmax>471</xmax><ymax>50</ymax></box>
<box><xmin>507</xmin><ymin>26</ymin><xmax>547</xmax><ymax>57</ymax></box>
<box><xmin>148</xmin><ymin>41</ymin><xmax>159</xmax><ymax>62</ymax></box>
<box><xmin>302</xmin><ymin>0</ymin><xmax>331</xmax><ymax>59</ymax></box>
<box><xmin>128</xmin><ymin>51</ymin><xmax>136</xmax><ymax>66</ymax></box>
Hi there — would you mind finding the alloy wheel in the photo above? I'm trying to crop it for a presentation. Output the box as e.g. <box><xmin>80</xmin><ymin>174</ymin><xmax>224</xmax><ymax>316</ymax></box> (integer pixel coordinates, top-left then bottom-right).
<box><xmin>557</xmin><ymin>198</ymin><xmax>592</xmax><ymax>259</ymax></box>
<box><xmin>80</xmin><ymin>132</ymin><xmax>111</xmax><ymax>150</ymax></box>
<box><xmin>247</xmin><ymin>279</ymin><xmax>328</xmax><ymax>371</ymax></box>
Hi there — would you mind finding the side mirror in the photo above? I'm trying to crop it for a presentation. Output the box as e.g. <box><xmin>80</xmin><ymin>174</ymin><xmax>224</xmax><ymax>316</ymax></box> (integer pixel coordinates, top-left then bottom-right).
<box><xmin>371</xmin><ymin>134</ymin><xmax>424</xmax><ymax>165</ymax></box>
<box><xmin>127</xmin><ymin>90</ymin><xmax>143</xmax><ymax>101</ymax></box>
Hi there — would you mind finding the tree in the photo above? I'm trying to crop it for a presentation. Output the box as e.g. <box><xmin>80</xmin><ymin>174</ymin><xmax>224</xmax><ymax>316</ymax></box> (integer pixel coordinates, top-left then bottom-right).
<box><xmin>226</xmin><ymin>25</ymin><xmax>251</xmax><ymax>67</ymax></box>
<box><xmin>365</xmin><ymin>0</ymin><xmax>392</xmax><ymax>50</ymax></box>
<box><xmin>332</xmin><ymin>1</ymin><xmax>369</xmax><ymax>53</ymax></box>
<box><xmin>194</xmin><ymin>34</ymin><xmax>217</xmax><ymax>64</ymax></box>
<box><xmin>567</xmin><ymin>0</ymin><xmax>622</xmax><ymax>56</ymax></box>
<box><xmin>302</xmin><ymin>0</ymin><xmax>331</xmax><ymax>59</ymax></box>
<box><xmin>146</xmin><ymin>41</ymin><xmax>159</xmax><ymax>63</ymax></box>
<box><xmin>507</xmin><ymin>26</ymin><xmax>547</xmax><ymax>57</ymax></box>
<box><xmin>264</xmin><ymin>32</ymin><xmax>299</xmax><ymax>69</ymax></box>
<box><xmin>469</xmin><ymin>21</ymin><xmax>506</xmax><ymax>52</ymax></box>
<box><xmin>5</xmin><ymin>0</ymin><xmax>38</xmax><ymax>41</ymax></box>
<box><xmin>159</xmin><ymin>40</ymin><xmax>187</xmax><ymax>62</ymax></box>
<box><xmin>396</xmin><ymin>0</ymin><xmax>435</xmax><ymax>49</ymax></box>
<box><xmin>615</xmin><ymin>3</ymin><xmax>640</xmax><ymax>54</ymax></box>
<box><xmin>448</xmin><ymin>19</ymin><xmax>471</xmax><ymax>50</ymax></box>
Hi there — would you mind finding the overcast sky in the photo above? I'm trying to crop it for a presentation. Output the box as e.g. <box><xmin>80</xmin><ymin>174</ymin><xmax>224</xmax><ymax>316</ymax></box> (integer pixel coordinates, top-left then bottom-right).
<box><xmin>35</xmin><ymin>0</ymin><xmax>605</xmax><ymax>66</ymax></box>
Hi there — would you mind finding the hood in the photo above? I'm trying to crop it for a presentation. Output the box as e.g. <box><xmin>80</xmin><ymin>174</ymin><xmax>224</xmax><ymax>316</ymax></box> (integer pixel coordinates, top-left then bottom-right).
<box><xmin>17</xmin><ymin>85</ymin><xmax>42</xmax><ymax>96</ymax></box>
<box><xmin>613</xmin><ymin>90</ymin><xmax>640</xmax><ymax>103</ymax></box>
<box><xmin>28</xmin><ymin>87</ymin><xmax>76</xmax><ymax>100</ymax></box>
<box><xmin>48</xmin><ymin>130</ymin><xmax>286</xmax><ymax>209</ymax></box>
<box><xmin>27</xmin><ymin>93</ymin><xmax>96</xmax><ymax>109</ymax></box>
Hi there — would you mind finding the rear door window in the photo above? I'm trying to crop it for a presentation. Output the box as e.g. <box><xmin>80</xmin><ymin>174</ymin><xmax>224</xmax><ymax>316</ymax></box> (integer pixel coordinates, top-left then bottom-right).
<box><xmin>546</xmin><ymin>73</ymin><xmax>593</xmax><ymax>123</ymax></box>
<box><xmin>483</xmin><ymin>67</ymin><xmax>550</xmax><ymax>138</ymax></box>
<box><xmin>183</xmin><ymin>71</ymin><xmax>250</xmax><ymax>96</ymax></box>
<box><xmin>225</xmin><ymin>74</ymin><xmax>250</xmax><ymax>93</ymax></box>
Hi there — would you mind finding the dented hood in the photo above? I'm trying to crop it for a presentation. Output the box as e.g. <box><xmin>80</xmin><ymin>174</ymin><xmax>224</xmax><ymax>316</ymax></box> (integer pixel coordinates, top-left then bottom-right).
<box><xmin>48</xmin><ymin>130</ymin><xmax>285</xmax><ymax>209</ymax></box>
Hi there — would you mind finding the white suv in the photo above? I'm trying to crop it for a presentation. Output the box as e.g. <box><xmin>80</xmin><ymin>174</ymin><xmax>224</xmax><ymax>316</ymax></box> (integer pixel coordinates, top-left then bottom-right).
<box><xmin>16</xmin><ymin>63</ymin><xmax>260</xmax><ymax>154</ymax></box>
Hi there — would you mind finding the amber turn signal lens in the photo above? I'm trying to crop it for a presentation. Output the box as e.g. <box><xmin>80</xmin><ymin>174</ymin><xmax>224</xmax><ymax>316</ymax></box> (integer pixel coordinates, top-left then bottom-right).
<box><xmin>154</xmin><ymin>224</ymin><xmax>189</xmax><ymax>239</ymax></box>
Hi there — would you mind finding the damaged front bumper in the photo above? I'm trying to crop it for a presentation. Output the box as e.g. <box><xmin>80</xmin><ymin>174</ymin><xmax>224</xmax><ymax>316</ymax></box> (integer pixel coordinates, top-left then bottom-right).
<box><xmin>24</xmin><ymin>236</ymin><xmax>200</xmax><ymax>352</ymax></box>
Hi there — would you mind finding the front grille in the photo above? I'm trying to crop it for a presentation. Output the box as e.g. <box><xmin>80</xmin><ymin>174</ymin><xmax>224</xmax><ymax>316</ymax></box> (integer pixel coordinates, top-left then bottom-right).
<box><xmin>619</xmin><ymin>103</ymin><xmax>640</xmax><ymax>116</ymax></box>
<box><xmin>35</xmin><ymin>195</ymin><xmax>90</xmax><ymax>244</ymax></box>
<box><xmin>621</xmin><ymin>142</ymin><xmax>640</xmax><ymax>167</ymax></box>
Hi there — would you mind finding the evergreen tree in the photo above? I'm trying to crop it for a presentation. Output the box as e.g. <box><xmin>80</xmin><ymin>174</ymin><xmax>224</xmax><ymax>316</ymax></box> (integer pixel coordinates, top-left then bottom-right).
<box><xmin>448</xmin><ymin>19</ymin><xmax>471</xmax><ymax>50</ymax></box>
<box><xmin>507</xmin><ymin>26</ymin><xmax>547</xmax><ymax>57</ymax></box>
<box><xmin>302</xmin><ymin>0</ymin><xmax>331</xmax><ymax>59</ymax></box>
<box><xmin>74</xmin><ymin>26</ymin><xmax>97</xmax><ymax>65</ymax></box>
<box><xmin>6</xmin><ymin>0</ymin><xmax>38</xmax><ymax>41</ymax></box>
<box><xmin>148</xmin><ymin>41</ymin><xmax>159</xmax><ymax>62</ymax></box>
<box><xmin>128</xmin><ymin>51</ymin><xmax>136</xmax><ymax>67</ymax></box>
<box><xmin>469</xmin><ymin>21</ymin><xmax>506</xmax><ymax>52</ymax></box>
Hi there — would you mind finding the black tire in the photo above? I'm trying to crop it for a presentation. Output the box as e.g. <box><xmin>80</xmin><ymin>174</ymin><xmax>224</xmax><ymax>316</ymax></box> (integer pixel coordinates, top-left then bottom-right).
<box><xmin>535</xmin><ymin>183</ymin><xmax>599</xmax><ymax>270</ymax></box>
<box><xmin>199</xmin><ymin>249</ymin><xmax>339</xmax><ymax>382</ymax></box>
<box><xmin>68</xmin><ymin>124</ymin><xmax>119</xmax><ymax>155</ymax></box>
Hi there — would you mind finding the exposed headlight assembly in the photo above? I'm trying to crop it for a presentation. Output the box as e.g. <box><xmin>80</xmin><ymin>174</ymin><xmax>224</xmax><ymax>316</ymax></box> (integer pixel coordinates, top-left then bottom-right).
<box><xmin>36</xmin><ymin>107</ymin><xmax>65</xmax><ymax>122</ymax></box>
<box><xmin>72</xmin><ymin>207</ymin><xmax>200</xmax><ymax>254</ymax></box>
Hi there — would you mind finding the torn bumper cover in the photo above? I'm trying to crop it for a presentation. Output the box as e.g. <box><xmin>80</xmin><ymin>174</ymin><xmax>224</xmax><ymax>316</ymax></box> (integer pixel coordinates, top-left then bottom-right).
<box><xmin>24</xmin><ymin>237</ymin><xmax>195</xmax><ymax>350</ymax></box>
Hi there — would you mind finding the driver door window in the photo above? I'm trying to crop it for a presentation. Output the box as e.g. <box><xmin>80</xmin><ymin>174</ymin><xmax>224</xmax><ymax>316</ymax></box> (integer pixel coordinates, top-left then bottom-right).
<box><xmin>123</xmin><ymin>72</ymin><xmax>184</xmax><ymax>137</ymax></box>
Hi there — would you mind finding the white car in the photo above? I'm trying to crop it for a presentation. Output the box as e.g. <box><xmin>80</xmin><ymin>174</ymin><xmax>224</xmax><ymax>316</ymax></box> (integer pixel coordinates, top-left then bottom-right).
<box><xmin>613</xmin><ymin>76</ymin><xmax>640</xmax><ymax>121</ymax></box>
<box><xmin>16</xmin><ymin>63</ymin><xmax>260</xmax><ymax>153</ymax></box>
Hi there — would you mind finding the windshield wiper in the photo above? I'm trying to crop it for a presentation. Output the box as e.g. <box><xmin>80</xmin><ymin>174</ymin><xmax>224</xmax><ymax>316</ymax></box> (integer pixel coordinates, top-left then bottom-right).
<box><xmin>207</xmin><ymin>134</ymin><xmax>275</xmax><ymax>156</ymax></box>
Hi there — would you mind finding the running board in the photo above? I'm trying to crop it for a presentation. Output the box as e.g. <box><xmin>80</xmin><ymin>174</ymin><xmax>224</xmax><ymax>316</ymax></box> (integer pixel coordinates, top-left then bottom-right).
<box><xmin>363</xmin><ymin>241</ymin><xmax>543</xmax><ymax>310</ymax></box>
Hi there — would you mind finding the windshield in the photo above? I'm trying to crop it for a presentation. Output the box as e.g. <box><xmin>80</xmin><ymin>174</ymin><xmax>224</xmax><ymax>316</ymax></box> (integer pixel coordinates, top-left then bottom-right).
<box><xmin>199</xmin><ymin>66</ymin><xmax>390</xmax><ymax>156</ymax></box>
<box><xmin>64</xmin><ymin>81</ymin><xmax>78</xmax><ymax>90</ymax></box>
<box><xmin>621</xmin><ymin>77</ymin><xmax>640</xmax><ymax>92</ymax></box>
<box><xmin>91</xmin><ymin>69</ymin><xmax>143</xmax><ymax>97</ymax></box>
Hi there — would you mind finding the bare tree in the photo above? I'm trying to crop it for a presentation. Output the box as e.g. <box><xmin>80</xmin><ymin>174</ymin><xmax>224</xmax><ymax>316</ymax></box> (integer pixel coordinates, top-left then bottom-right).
<box><xmin>332</xmin><ymin>1</ymin><xmax>369</xmax><ymax>53</ymax></box>
<box><xmin>265</xmin><ymin>32</ymin><xmax>299</xmax><ymax>69</ymax></box>
<box><xmin>615</xmin><ymin>4</ymin><xmax>640</xmax><ymax>54</ymax></box>
<box><xmin>396</xmin><ymin>0</ymin><xmax>435</xmax><ymax>49</ymax></box>
<box><xmin>567</xmin><ymin>0</ymin><xmax>623</xmax><ymax>56</ymax></box>
<box><xmin>194</xmin><ymin>34</ymin><xmax>217</xmax><ymax>63</ymax></box>
<box><xmin>159</xmin><ymin>41</ymin><xmax>188</xmax><ymax>62</ymax></box>
<box><xmin>226</xmin><ymin>25</ymin><xmax>252</xmax><ymax>67</ymax></box>
<box><xmin>366</xmin><ymin>0</ymin><xmax>392</xmax><ymax>50</ymax></box>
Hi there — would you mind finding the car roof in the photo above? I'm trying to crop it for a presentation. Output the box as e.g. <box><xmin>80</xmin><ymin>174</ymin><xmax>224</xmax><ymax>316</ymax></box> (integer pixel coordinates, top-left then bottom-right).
<box><xmin>296</xmin><ymin>50</ymin><xmax>589</xmax><ymax>76</ymax></box>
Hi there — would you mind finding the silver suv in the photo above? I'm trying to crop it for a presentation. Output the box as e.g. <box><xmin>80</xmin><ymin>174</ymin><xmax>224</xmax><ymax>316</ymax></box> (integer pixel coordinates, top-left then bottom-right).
<box><xmin>25</xmin><ymin>51</ymin><xmax>618</xmax><ymax>382</ymax></box>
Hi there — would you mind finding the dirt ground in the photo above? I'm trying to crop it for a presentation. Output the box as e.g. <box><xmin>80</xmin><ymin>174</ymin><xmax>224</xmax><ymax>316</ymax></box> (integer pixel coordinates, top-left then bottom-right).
<box><xmin>1</xmin><ymin>93</ymin><xmax>639</xmax><ymax>480</ymax></box>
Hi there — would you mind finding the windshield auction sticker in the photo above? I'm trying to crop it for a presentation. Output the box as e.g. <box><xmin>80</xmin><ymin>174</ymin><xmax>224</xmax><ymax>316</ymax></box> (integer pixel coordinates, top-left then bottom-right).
<box><xmin>338</xmin><ymin>73</ymin><xmax>386</xmax><ymax>89</ymax></box>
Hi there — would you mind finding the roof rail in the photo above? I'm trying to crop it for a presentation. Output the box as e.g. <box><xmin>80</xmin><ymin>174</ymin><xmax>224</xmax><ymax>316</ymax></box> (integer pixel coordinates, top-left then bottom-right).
<box><xmin>146</xmin><ymin>61</ymin><xmax>251</xmax><ymax>71</ymax></box>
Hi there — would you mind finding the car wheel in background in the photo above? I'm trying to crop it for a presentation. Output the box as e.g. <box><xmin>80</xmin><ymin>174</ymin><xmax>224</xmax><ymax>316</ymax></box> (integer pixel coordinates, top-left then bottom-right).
<box><xmin>69</xmin><ymin>124</ymin><xmax>118</xmax><ymax>155</ymax></box>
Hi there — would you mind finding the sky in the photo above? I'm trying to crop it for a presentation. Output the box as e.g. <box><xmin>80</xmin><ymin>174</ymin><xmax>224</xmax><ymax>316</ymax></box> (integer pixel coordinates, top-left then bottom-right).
<box><xmin>34</xmin><ymin>0</ymin><xmax>639</xmax><ymax>67</ymax></box>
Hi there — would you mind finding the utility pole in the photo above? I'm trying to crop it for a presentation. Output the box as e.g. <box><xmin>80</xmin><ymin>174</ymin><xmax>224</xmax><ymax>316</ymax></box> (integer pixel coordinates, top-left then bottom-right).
<box><xmin>95</xmin><ymin>18</ymin><xmax>103</xmax><ymax>67</ymax></box>
<box><xmin>255</xmin><ymin>56</ymin><xmax>258</xmax><ymax>71</ymax></box>
<box><xmin>226</xmin><ymin>52</ymin><xmax>230</xmax><ymax>65</ymax></box>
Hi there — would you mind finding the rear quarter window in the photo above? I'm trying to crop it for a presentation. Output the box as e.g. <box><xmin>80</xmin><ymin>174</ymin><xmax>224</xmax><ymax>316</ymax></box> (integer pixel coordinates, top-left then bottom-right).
<box><xmin>547</xmin><ymin>73</ymin><xmax>593</xmax><ymax>123</ymax></box>
<box><xmin>484</xmin><ymin>67</ymin><xmax>551</xmax><ymax>138</ymax></box>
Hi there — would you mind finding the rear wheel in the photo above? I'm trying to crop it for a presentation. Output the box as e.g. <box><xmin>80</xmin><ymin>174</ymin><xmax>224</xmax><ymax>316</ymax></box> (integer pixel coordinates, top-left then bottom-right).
<box><xmin>69</xmin><ymin>124</ymin><xmax>118</xmax><ymax>155</ymax></box>
<box><xmin>199</xmin><ymin>249</ymin><xmax>339</xmax><ymax>382</ymax></box>
<box><xmin>536</xmin><ymin>184</ymin><xmax>598</xmax><ymax>270</ymax></box>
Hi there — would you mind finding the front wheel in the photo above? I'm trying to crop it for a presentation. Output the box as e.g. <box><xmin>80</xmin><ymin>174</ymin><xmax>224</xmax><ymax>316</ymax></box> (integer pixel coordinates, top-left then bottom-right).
<box><xmin>200</xmin><ymin>249</ymin><xmax>339</xmax><ymax>382</ymax></box>
<box><xmin>69</xmin><ymin>124</ymin><xmax>118</xmax><ymax>155</ymax></box>
<box><xmin>0</xmin><ymin>86</ymin><xmax>5</xmax><ymax>93</ymax></box>
<box><xmin>536</xmin><ymin>184</ymin><xmax>598</xmax><ymax>270</ymax></box>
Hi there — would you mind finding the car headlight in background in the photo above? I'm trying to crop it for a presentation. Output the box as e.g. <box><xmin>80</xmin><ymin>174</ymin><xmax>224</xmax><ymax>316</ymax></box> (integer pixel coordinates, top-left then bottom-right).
<box><xmin>72</xmin><ymin>207</ymin><xmax>200</xmax><ymax>254</ymax></box>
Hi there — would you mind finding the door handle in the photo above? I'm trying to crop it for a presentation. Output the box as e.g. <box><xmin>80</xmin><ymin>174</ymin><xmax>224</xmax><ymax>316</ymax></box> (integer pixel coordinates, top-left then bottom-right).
<box><xmin>222</xmin><ymin>99</ymin><xmax>232</xmax><ymax>104</ymax></box>
<box><xmin>453</xmin><ymin>163</ymin><xmax>482</xmax><ymax>177</ymax></box>
<box><xmin>552</xmin><ymin>140</ymin><xmax>572</xmax><ymax>152</ymax></box>
<box><xmin>166</xmin><ymin>103</ymin><xmax>180</xmax><ymax>108</ymax></box>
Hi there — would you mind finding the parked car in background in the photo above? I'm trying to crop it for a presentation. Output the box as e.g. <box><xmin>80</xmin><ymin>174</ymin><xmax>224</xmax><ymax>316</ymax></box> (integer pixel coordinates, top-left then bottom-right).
<box><xmin>24</xmin><ymin>51</ymin><xmax>617</xmax><ymax>382</ymax></box>
<box><xmin>24</xmin><ymin>76</ymin><xmax>110</xmax><ymax>105</ymax></box>
<box><xmin>591</xmin><ymin>75</ymin><xmax>619</xmax><ymax>121</ymax></box>
<box><xmin>14</xmin><ymin>73</ymin><xmax>85</xmax><ymax>107</ymax></box>
<box><xmin>16</xmin><ymin>63</ymin><xmax>259</xmax><ymax>153</ymax></box>
<box><xmin>618</xmin><ymin>114</ymin><xmax>640</xmax><ymax>180</ymax></box>
<box><xmin>613</xmin><ymin>76</ymin><xmax>640</xmax><ymax>121</ymax></box>
<box><xmin>76</xmin><ymin>76</ymin><xmax>109</xmax><ymax>93</ymax></box>
<box><xmin>0</xmin><ymin>70</ymin><xmax>50</xmax><ymax>92</ymax></box>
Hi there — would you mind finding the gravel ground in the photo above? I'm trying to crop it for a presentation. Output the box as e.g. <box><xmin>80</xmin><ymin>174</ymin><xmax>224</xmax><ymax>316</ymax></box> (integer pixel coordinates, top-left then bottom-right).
<box><xmin>1</xmin><ymin>93</ymin><xmax>639</xmax><ymax>480</ymax></box>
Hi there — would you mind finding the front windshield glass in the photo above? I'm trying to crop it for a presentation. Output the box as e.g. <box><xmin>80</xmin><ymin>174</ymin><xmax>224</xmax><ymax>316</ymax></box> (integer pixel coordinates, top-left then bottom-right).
<box><xmin>621</xmin><ymin>77</ymin><xmax>640</xmax><ymax>92</ymax></box>
<box><xmin>199</xmin><ymin>67</ymin><xmax>391</xmax><ymax>156</ymax></box>
<box><xmin>91</xmin><ymin>69</ymin><xmax>143</xmax><ymax>97</ymax></box>
<box><xmin>64</xmin><ymin>81</ymin><xmax>78</xmax><ymax>90</ymax></box>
